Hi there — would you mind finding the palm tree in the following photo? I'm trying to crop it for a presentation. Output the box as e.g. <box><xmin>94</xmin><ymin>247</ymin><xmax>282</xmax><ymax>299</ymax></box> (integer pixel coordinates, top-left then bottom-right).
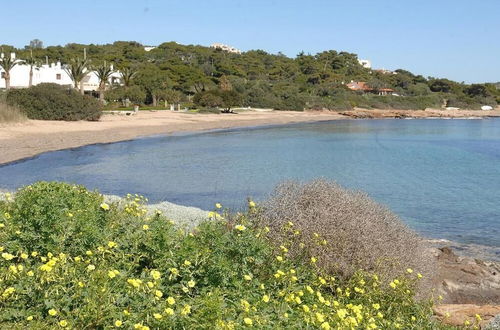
<box><xmin>0</xmin><ymin>54</ymin><xmax>19</xmax><ymax>90</ymax></box>
<box><xmin>94</xmin><ymin>62</ymin><xmax>114</xmax><ymax>102</ymax></box>
<box><xmin>25</xmin><ymin>51</ymin><xmax>40</xmax><ymax>87</ymax></box>
<box><xmin>120</xmin><ymin>66</ymin><xmax>137</xmax><ymax>87</ymax></box>
<box><xmin>64</xmin><ymin>58</ymin><xmax>89</xmax><ymax>94</ymax></box>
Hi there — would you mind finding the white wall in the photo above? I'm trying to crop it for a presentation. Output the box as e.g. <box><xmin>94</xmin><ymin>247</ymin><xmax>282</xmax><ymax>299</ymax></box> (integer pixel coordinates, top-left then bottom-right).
<box><xmin>0</xmin><ymin>59</ymin><xmax>122</xmax><ymax>91</ymax></box>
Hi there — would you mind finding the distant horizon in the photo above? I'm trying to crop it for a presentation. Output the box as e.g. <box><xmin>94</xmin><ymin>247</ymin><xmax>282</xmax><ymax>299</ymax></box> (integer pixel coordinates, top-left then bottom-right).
<box><xmin>3</xmin><ymin>0</ymin><xmax>499</xmax><ymax>84</ymax></box>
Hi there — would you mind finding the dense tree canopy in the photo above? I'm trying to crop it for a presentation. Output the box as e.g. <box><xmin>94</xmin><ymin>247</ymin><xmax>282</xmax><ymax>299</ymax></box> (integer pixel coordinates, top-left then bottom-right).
<box><xmin>2</xmin><ymin>41</ymin><xmax>498</xmax><ymax>110</ymax></box>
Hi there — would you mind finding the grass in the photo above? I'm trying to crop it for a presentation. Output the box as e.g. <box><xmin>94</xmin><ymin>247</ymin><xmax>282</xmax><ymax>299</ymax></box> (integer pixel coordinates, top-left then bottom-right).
<box><xmin>0</xmin><ymin>182</ymin><xmax>464</xmax><ymax>329</ymax></box>
<box><xmin>0</xmin><ymin>102</ymin><xmax>27</xmax><ymax>123</ymax></box>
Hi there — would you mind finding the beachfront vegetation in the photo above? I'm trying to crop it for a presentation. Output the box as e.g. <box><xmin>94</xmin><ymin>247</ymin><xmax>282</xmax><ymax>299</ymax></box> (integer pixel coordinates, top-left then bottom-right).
<box><xmin>6</xmin><ymin>83</ymin><xmax>101</xmax><ymax>121</ymax></box>
<box><xmin>0</xmin><ymin>101</ymin><xmax>27</xmax><ymax>123</ymax></box>
<box><xmin>0</xmin><ymin>181</ymin><xmax>457</xmax><ymax>329</ymax></box>
<box><xmin>1</xmin><ymin>41</ymin><xmax>498</xmax><ymax>110</ymax></box>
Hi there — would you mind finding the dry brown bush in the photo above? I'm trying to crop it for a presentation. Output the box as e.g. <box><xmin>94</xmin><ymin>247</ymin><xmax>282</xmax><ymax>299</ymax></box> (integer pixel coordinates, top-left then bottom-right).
<box><xmin>0</xmin><ymin>102</ymin><xmax>27</xmax><ymax>123</ymax></box>
<box><xmin>255</xmin><ymin>179</ymin><xmax>436</xmax><ymax>292</ymax></box>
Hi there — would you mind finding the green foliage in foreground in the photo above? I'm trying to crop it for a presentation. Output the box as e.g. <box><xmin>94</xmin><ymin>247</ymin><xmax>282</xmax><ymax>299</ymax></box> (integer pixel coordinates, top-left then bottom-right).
<box><xmin>0</xmin><ymin>182</ymin><xmax>455</xmax><ymax>329</ymax></box>
<box><xmin>6</xmin><ymin>84</ymin><xmax>102</xmax><ymax>121</ymax></box>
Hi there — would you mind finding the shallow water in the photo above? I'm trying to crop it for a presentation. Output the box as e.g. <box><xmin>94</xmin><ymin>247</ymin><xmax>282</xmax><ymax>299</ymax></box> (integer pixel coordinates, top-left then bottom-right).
<box><xmin>1</xmin><ymin>119</ymin><xmax>499</xmax><ymax>249</ymax></box>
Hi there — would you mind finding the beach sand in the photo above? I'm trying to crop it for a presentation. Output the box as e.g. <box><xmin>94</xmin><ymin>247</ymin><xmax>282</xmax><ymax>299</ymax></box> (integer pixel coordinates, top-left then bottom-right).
<box><xmin>1</xmin><ymin>108</ymin><xmax>499</xmax><ymax>165</ymax></box>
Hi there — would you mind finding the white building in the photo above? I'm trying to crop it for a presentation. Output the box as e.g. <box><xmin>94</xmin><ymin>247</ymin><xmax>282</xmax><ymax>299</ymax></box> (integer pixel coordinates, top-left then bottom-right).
<box><xmin>358</xmin><ymin>59</ymin><xmax>372</xmax><ymax>69</ymax></box>
<box><xmin>210</xmin><ymin>43</ymin><xmax>242</xmax><ymax>54</ymax></box>
<box><xmin>144</xmin><ymin>46</ymin><xmax>156</xmax><ymax>52</ymax></box>
<box><xmin>0</xmin><ymin>53</ymin><xmax>122</xmax><ymax>91</ymax></box>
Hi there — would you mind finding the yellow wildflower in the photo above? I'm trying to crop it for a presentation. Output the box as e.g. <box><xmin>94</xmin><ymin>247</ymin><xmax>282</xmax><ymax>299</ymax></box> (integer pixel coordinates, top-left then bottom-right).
<box><xmin>248</xmin><ymin>200</ymin><xmax>256</xmax><ymax>208</ymax></box>
<box><xmin>235</xmin><ymin>224</ymin><xmax>246</xmax><ymax>231</ymax></box>
<box><xmin>108</xmin><ymin>241</ymin><xmax>117</xmax><ymax>248</ymax></box>
<box><xmin>48</xmin><ymin>309</ymin><xmax>58</xmax><ymax>316</ymax></box>
<box><xmin>320</xmin><ymin>322</ymin><xmax>331</xmax><ymax>330</ymax></box>
<box><xmin>310</xmin><ymin>257</ymin><xmax>317</xmax><ymax>264</ymax></box>
<box><xmin>372</xmin><ymin>303</ymin><xmax>380</xmax><ymax>310</ymax></box>
<box><xmin>276</xmin><ymin>256</ymin><xmax>283</xmax><ymax>262</ymax></box>
<box><xmin>181</xmin><ymin>304</ymin><xmax>191</xmax><ymax>315</ymax></box>
<box><xmin>26</xmin><ymin>316</ymin><xmax>34</xmax><ymax>321</ymax></box>
<box><xmin>20</xmin><ymin>253</ymin><xmax>28</xmax><ymax>259</ymax></box>
<box><xmin>389</xmin><ymin>281</ymin><xmax>396</xmax><ymax>289</ymax></box>
<box><xmin>1</xmin><ymin>252</ymin><xmax>14</xmax><ymax>260</ymax></box>
<box><xmin>215</xmin><ymin>203</ymin><xmax>222</xmax><ymax>209</ymax></box>
<box><xmin>27</xmin><ymin>270</ymin><xmax>34</xmax><ymax>276</ymax></box>
<box><xmin>262</xmin><ymin>294</ymin><xmax>270</xmax><ymax>303</ymax></box>
<box><xmin>150</xmin><ymin>270</ymin><xmax>161</xmax><ymax>280</ymax></box>
<box><xmin>243</xmin><ymin>274</ymin><xmax>252</xmax><ymax>281</ymax></box>
<box><xmin>243</xmin><ymin>318</ymin><xmax>253</xmax><ymax>326</ymax></box>
<box><xmin>406</xmin><ymin>268</ymin><xmax>413</xmax><ymax>274</ymax></box>
<box><xmin>475</xmin><ymin>314</ymin><xmax>482</xmax><ymax>321</ymax></box>
<box><xmin>164</xmin><ymin>308</ymin><xmax>175</xmax><ymax>315</ymax></box>
<box><xmin>183</xmin><ymin>260</ymin><xmax>191</xmax><ymax>266</ymax></box>
<box><xmin>115</xmin><ymin>320</ymin><xmax>123</xmax><ymax>327</ymax></box>
<box><xmin>316</xmin><ymin>312</ymin><xmax>325</xmax><ymax>323</ymax></box>
<box><xmin>142</xmin><ymin>224</ymin><xmax>149</xmax><ymax>230</ymax></box>
<box><xmin>87</xmin><ymin>264</ymin><xmax>96</xmax><ymax>271</ymax></box>
<box><xmin>153</xmin><ymin>313</ymin><xmax>162</xmax><ymax>319</ymax></box>
<box><xmin>302</xmin><ymin>305</ymin><xmax>310</xmax><ymax>313</ymax></box>
<box><xmin>155</xmin><ymin>290</ymin><xmax>163</xmax><ymax>298</ymax></box>
<box><xmin>59</xmin><ymin>320</ymin><xmax>68</xmax><ymax>327</ymax></box>
<box><xmin>188</xmin><ymin>280</ymin><xmax>196</xmax><ymax>287</ymax></box>
<box><xmin>167</xmin><ymin>296</ymin><xmax>176</xmax><ymax>305</ymax></box>
<box><xmin>100</xmin><ymin>203</ymin><xmax>110</xmax><ymax>211</ymax></box>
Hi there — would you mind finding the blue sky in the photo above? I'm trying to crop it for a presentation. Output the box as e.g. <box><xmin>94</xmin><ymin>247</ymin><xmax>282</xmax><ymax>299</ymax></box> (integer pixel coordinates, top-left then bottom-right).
<box><xmin>3</xmin><ymin>0</ymin><xmax>499</xmax><ymax>83</ymax></box>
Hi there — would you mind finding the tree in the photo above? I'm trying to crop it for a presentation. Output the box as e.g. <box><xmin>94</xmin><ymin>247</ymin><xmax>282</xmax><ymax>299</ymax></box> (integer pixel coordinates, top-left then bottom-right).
<box><xmin>64</xmin><ymin>58</ymin><xmax>89</xmax><ymax>94</ymax></box>
<box><xmin>25</xmin><ymin>51</ymin><xmax>40</xmax><ymax>87</ymax></box>
<box><xmin>194</xmin><ymin>91</ymin><xmax>223</xmax><ymax>109</ymax></box>
<box><xmin>120</xmin><ymin>66</ymin><xmax>137</xmax><ymax>87</ymax></box>
<box><xmin>94</xmin><ymin>62</ymin><xmax>114</xmax><ymax>102</ymax></box>
<box><xmin>219</xmin><ymin>75</ymin><xmax>232</xmax><ymax>91</ymax></box>
<box><xmin>106</xmin><ymin>85</ymin><xmax>146</xmax><ymax>106</ymax></box>
<box><xmin>0</xmin><ymin>54</ymin><xmax>19</xmax><ymax>90</ymax></box>
<box><xmin>134</xmin><ymin>66</ymin><xmax>170</xmax><ymax>106</ymax></box>
<box><xmin>464</xmin><ymin>84</ymin><xmax>490</xmax><ymax>98</ymax></box>
<box><xmin>220</xmin><ymin>90</ymin><xmax>242</xmax><ymax>113</ymax></box>
<box><xmin>429</xmin><ymin>79</ymin><xmax>453</xmax><ymax>93</ymax></box>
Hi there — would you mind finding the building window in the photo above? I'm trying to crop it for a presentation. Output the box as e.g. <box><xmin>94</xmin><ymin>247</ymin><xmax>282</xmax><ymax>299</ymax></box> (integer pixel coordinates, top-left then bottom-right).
<box><xmin>1</xmin><ymin>72</ymin><xmax>5</xmax><ymax>79</ymax></box>
<box><xmin>56</xmin><ymin>74</ymin><xmax>62</xmax><ymax>80</ymax></box>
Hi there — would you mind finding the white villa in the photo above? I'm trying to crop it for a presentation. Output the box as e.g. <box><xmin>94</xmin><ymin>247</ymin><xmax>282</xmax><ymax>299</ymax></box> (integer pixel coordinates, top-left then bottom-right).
<box><xmin>358</xmin><ymin>59</ymin><xmax>372</xmax><ymax>69</ymax></box>
<box><xmin>0</xmin><ymin>53</ymin><xmax>122</xmax><ymax>92</ymax></box>
<box><xmin>210</xmin><ymin>43</ymin><xmax>242</xmax><ymax>54</ymax></box>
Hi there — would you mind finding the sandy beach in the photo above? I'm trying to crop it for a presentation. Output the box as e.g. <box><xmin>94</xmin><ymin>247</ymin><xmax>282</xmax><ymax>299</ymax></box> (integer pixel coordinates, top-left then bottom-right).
<box><xmin>1</xmin><ymin>108</ymin><xmax>499</xmax><ymax>165</ymax></box>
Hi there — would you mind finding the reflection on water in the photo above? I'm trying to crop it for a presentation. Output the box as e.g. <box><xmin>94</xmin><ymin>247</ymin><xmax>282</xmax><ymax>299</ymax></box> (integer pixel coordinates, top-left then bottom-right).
<box><xmin>0</xmin><ymin>119</ymin><xmax>499</xmax><ymax>247</ymax></box>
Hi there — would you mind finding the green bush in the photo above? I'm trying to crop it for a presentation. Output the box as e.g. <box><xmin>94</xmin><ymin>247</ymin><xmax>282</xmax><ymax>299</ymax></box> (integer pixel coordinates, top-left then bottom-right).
<box><xmin>0</xmin><ymin>182</ymin><xmax>452</xmax><ymax>329</ymax></box>
<box><xmin>6</xmin><ymin>182</ymin><xmax>106</xmax><ymax>255</ymax></box>
<box><xmin>6</xmin><ymin>84</ymin><xmax>102</xmax><ymax>121</ymax></box>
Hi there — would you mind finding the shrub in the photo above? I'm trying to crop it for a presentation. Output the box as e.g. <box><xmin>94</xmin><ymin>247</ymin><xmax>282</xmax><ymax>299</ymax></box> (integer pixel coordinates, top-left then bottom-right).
<box><xmin>6</xmin><ymin>182</ymin><xmax>106</xmax><ymax>255</ymax></box>
<box><xmin>0</xmin><ymin>182</ymin><xmax>449</xmax><ymax>329</ymax></box>
<box><xmin>254</xmin><ymin>179</ymin><xmax>436</xmax><ymax>290</ymax></box>
<box><xmin>0</xmin><ymin>102</ymin><xmax>27</xmax><ymax>123</ymax></box>
<box><xmin>6</xmin><ymin>83</ymin><xmax>102</xmax><ymax>121</ymax></box>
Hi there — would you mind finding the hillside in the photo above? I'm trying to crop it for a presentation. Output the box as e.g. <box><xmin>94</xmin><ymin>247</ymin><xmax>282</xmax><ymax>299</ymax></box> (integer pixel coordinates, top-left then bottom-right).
<box><xmin>1</xmin><ymin>41</ymin><xmax>499</xmax><ymax>110</ymax></box>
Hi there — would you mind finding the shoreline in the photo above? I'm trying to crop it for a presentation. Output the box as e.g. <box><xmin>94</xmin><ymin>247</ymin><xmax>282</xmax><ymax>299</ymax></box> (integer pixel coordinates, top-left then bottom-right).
<box><xmin>0</xmin><ymin>110</ymin><xmax>345</xmax><ymax>165</ymax></box>
<box><xmin>1</xmin><ymin>108</ymin><xmax>500</xmax><ymax>166</ymax></box>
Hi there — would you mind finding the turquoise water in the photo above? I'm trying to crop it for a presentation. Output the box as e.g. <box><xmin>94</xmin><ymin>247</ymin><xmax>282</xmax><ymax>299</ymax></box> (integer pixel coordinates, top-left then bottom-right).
<box><xmin>1</xmin><ymin>119</ymin><xmax>499</xmax><ymax>248</ymax></box>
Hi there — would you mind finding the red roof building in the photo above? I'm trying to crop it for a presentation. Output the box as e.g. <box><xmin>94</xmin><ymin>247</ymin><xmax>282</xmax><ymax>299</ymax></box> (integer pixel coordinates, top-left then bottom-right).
<box><xmin>346</xmin><ymin>81</ymin><xmax>394</xmax><ymax>95</ymax></box>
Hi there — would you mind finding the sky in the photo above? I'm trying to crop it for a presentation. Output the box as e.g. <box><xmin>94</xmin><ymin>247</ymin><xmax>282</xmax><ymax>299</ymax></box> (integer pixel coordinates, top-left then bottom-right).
<box><xmin>2</xmin><ymin>0</ymin><xmax>499</xmax><ymax>83</ymax></box>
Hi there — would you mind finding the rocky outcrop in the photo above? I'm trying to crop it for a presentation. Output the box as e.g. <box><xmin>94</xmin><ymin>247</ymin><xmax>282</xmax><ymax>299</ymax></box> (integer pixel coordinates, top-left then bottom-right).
<box><xmin>434</xmin><ymin>304</ymin><xmax>500</xmax><ymax>328</ymax></box>
<box><xmin>434</xmin><ymin>247</ymin><xmax>500</xmax><ymax>304</ymax></box>
<box><xmin>433</xmin><ymin>247</ymin><xmax>500</xmax><ymax>328</ymax></box>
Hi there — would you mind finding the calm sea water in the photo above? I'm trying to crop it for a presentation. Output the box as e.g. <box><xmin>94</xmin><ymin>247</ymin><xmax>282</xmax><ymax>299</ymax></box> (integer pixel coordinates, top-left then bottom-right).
<box><xmin>1</xmin><ymin>119</ymin><xmax>499</xmax><ymax>248</ymax></box>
